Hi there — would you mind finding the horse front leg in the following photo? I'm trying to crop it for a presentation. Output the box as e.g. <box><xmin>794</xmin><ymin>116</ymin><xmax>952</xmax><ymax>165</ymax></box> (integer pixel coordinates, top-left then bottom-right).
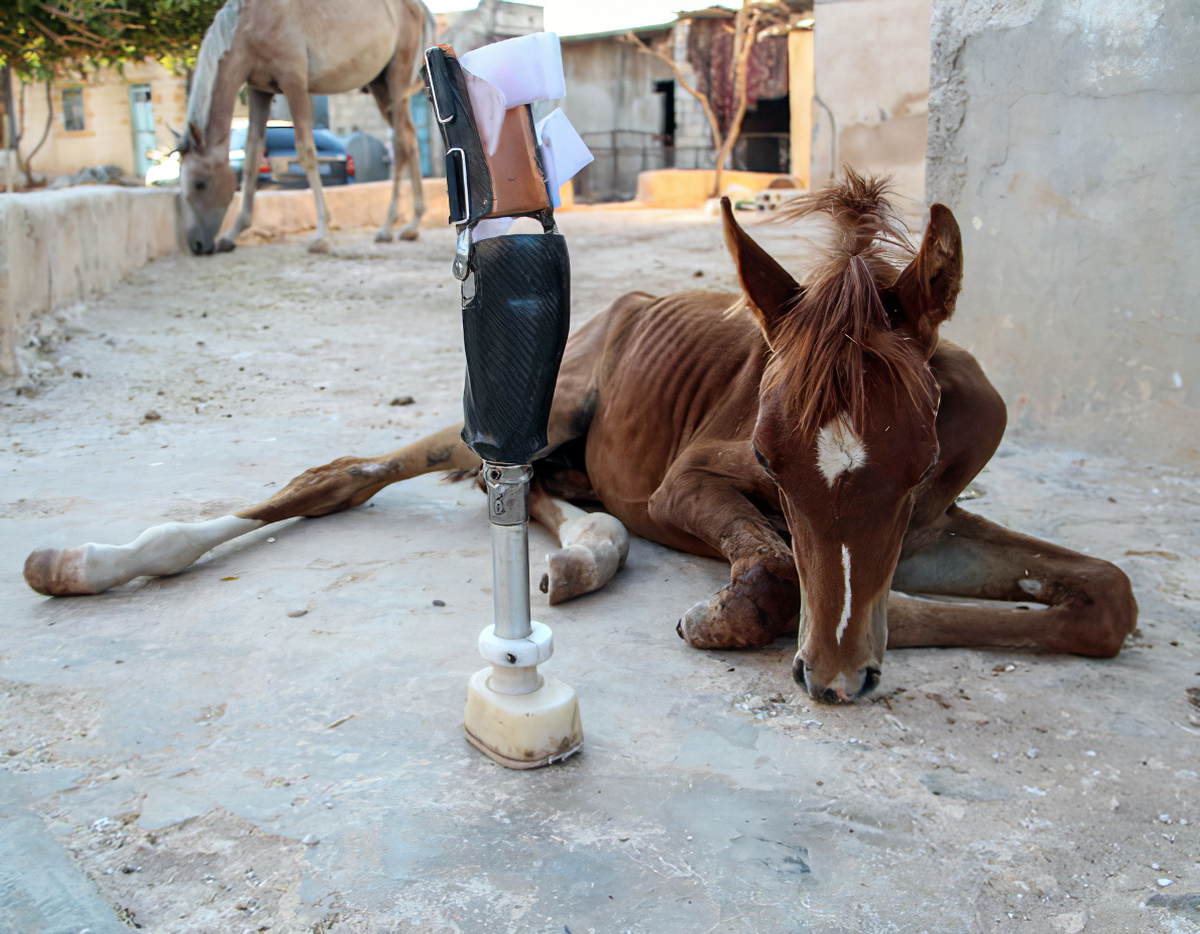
<box><xmin>280</xmin><ymin>83</ymin><xmax>332</xmax><ymax>253</ymax></box>
<box><xmin>217</xmin><ymin>88</ymin><xmax>271</xmax><ymax>252</ymax></box>
<box><xmin>648</xmin><ymin>446</ymin><xmax>799</xmax><ymax>649</ymax></box>
<box><xmin>393</xmin><ymin>100</ymin><xmax>424</xmax><ymax>241</ymax></box>
<box><xmin>888</xmin><ymin>506</ymin><xmax>1137</xmax><ymax>657</ymax></box>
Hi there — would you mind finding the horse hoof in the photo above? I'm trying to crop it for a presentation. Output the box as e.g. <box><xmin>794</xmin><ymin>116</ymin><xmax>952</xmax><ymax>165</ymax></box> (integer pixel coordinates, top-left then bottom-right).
<box><xmin>215</xmin><ymin>237</ymin><xmax>237</xmax><ymax>253</ymax></box>
<box><xmin>677</xmin><ymin>590</ymin><xmax>773</xmax><ymax>649</ymax></box>
<box><xmin>24</xmin><ymin>546</ymin><xmax>94</xmax><ymax>596</ymax></box>
<box><xmin>307</xmin><ymin>238</ymin><xmax>331</xmax><ymax>254</ymax></box>
<box><xmin>374</xmin><ymin>230</ymin><xmax>394</xmax><ymax>243</ymax></box>
<box><xmin>398</xmin><ymin>227</ymin><xmax>420</xmax><ymax>242</ymax></box>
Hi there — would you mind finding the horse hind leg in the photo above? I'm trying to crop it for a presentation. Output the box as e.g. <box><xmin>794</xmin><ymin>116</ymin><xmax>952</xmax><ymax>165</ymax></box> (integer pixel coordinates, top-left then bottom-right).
<box><xmin>24</xmin><ymin>425</ymin><xmax>479</xmax><ymax>596</ymax></box>
<box><xmin>369</xmin><ymin>60</ymin><xmax>423</xmax><ymax>243</ymax></box>
<box><xmin>889</xmin><ymin>506</ymin><xmax>1137</xmax><ymax>657</ymax></box>
<box><xmin>528</xmin><ymin>481</ymin><xmax>629</xmax><ymax>605</ymax></box>
<box><xmin>280</xmin><ymin>81</ymin><xmax>332</xmax><ymax>253</ymax></box>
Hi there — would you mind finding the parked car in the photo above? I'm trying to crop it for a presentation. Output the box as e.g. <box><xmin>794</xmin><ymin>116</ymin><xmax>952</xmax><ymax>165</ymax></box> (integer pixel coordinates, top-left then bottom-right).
<box><xmin>229</xmin><ymin>120</ymin><xmax>355</xmax><ymax>188</ymax></box>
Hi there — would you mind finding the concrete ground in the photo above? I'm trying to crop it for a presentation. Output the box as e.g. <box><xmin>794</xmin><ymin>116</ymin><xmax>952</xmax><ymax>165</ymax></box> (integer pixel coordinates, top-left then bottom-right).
<box><xmin>2</xmin><ymin>211</ymin><xmax>1198</xmax><ymax>934</ymax></box>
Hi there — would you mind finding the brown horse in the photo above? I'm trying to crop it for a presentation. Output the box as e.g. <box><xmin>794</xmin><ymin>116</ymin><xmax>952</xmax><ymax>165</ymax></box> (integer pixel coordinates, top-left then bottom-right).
<box><xmin>24</xmin><ymin>174</ymin><xmax>1136</xmax><ymax>702</ymax></box>
<box><xmin>177</xmin><ymin>0</ymin><xmax>433</xmax><ymax>255</ymax></box>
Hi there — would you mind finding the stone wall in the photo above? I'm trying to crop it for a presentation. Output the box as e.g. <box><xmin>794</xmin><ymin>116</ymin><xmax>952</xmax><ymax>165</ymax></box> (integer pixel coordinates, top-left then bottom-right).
<box><xmin>927</xmin><ymin>0</ymin><xmax>1198</xmax><ymax>465</ymax></box>
<box><xmin>222</xmin><ymin>178</ymin><xmax>451</xmax><ymax>241</ymax></box>
<box><xmin>0</xmin><ymin>187</ymin><xmax>180</xmax><ymax>385</ymax></box>
<box><xmin>811</xmin><ymin>0</ymin><xmax>930</xmax><ymax>205</ymax></box>
<box><xmin>0</xmin><ymin>180</ymin><xmax>456</xmax><ymax>387</ymax></box>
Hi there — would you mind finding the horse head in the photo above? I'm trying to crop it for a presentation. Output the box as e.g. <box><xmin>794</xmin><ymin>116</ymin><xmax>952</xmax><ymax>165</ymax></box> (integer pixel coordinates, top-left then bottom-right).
<box><xmin>721</xmin><ymin>172</ymin><xmax>963</xmax><ymax>702</ymax></box>
<box><xmin>176</xmin><ymin>122</ymin><xmax>236</xmax><ymax>255</ymax></box>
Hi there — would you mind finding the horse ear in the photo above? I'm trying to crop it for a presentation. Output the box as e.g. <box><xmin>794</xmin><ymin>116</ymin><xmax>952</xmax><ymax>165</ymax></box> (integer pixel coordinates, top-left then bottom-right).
<box><xmin>186</xmin><ymin>122</ymin><xmax>205</xmax><ymax>153</ymax></box>
<box><xmin>720</xmin><ymin>196</ymin><xmax>801</xmax><ymax>335</ymax></box>
<box><xmin>890</xmin><ymin>203</ymin><xmax>963</xmax><ymax>350</ymax></box>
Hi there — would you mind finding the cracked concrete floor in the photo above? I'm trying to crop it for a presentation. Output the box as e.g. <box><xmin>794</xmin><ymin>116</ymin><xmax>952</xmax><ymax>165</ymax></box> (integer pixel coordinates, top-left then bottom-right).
<box><xmin>2</xmin><ymin>211</ymin><xmax>1199</xmax><ymax>934</ymax></box>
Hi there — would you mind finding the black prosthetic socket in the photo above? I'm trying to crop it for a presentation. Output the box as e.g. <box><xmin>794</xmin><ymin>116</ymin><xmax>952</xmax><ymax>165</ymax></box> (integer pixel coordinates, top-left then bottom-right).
<box><xmin>461</xmin><ymin>234</ymin><xmax>570</xmax><ymax>465</ymax></box>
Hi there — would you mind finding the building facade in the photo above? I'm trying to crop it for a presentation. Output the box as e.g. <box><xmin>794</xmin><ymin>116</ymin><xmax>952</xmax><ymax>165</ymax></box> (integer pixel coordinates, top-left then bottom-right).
<box><xmin>562</xmin><ymin>9</ymin><xmax>811</xmax><ymax>203</ymax></box>
<box><xmin>8</xmin><ymin>60</ymin><xmax>187</xmax><ymax>181</ymax></box>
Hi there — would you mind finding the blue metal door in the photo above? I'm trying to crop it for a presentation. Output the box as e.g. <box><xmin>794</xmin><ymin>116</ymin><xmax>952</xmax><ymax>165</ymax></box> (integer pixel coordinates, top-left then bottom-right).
<box><xmin>129</xmin><ymin>84</ymin><xmax>156</xmax><ymax>177</ymax></box>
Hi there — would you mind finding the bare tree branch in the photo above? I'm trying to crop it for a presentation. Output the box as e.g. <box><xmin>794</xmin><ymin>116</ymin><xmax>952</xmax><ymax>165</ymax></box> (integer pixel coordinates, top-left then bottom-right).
<box><xmin>622</xmin><ymin>0</ymin><xmax>778</xmax><ymax>199</ymax></box>
<box><xmin>711</xmin><ymin>5</ymin><xmax>765</xmax><ymax>196</ymax></box>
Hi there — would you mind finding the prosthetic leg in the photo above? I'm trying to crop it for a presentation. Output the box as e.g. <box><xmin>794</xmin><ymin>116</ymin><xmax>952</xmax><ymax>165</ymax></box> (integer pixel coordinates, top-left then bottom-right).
<box><xmin>424</xmin><ymin>37</ymin><xmax>587</xmax><ymax>768</ymax></box>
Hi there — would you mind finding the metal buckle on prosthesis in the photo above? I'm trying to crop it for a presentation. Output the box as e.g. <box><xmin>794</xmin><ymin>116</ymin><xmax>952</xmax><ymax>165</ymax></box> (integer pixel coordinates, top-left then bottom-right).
<box><xmin>453</xmin><ymin>226</ymin><xmax>472</xmax><ymax>282</ymax></box>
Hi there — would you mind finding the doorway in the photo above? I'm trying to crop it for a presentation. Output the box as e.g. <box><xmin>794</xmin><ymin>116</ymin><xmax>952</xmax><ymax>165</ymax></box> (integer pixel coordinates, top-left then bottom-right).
<box><xmin>129</xmin><ymin>84</ymin><xmax>156</xmax><ymax>176</ymax></box>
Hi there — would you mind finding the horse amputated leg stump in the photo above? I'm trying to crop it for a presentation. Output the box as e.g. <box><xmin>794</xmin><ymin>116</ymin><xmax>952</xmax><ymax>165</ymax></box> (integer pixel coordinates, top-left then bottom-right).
<box><xmin>528</xmin><ymin>483</ymin><xmax>628</xmax><ymax>605</ymax></box>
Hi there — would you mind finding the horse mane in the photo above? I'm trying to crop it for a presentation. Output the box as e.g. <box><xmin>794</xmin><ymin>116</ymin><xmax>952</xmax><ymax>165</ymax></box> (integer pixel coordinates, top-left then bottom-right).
<box><xmin>181</xmin><ymin>0</ymin><xmax>243</xmax><ymax>151</ymax></box>
<box><xmin>764</xmin><ymin>169</ymin><xmax>932</xmax><ymax>438</ymax></box>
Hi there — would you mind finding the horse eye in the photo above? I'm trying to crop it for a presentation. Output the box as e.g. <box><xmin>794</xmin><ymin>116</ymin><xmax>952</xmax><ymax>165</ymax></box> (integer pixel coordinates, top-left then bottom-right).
<box><xmin>753</xmin><ymin>445</ymin><xmax>774</xmax><ymax>475</ymax></box>
<box><xmin>194</xmin><ymin>180</ymin><xmax>207</xmax><ymax>191</ymax></box>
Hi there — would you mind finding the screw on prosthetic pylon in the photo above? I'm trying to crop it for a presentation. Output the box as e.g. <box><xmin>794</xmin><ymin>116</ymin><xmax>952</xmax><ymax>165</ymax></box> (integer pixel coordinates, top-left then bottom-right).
<box><xmin>423</xmin><ymin>35</ymin><xmax>590</xmax><ymax>768</ymax></box>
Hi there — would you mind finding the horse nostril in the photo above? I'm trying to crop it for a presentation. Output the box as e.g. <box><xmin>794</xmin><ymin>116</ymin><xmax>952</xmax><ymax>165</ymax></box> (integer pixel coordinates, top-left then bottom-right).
<box><xmin>791</xmin><ymin>655</ymin><xmax>808</xmax><ymax>687</ymax></box>
<box><xmin>820</xmin><ymin>687</ymin><xmax>839</xmax><ymax>704</ymax></box>
<box><xmin>860</xmin><ymin>667</ymin><xmax>881</xmax><ymax>696</ymax></box>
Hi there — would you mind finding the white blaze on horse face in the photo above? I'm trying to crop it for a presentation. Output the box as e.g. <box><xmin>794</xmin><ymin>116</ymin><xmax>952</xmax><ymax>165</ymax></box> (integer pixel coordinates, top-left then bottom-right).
<box><xmin>816</xmin><ymin>416</ymin><xmax>867</xmax><ymax>486</ymax></box>
<box><xmin>836</xmin><ymin>544</ymin><xmax>852</xmax><ymax>645</ymax></box>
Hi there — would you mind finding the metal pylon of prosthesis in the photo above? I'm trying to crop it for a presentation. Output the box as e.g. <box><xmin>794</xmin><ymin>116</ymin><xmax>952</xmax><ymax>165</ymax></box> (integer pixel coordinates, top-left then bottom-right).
<box><xmin>482</xmin><ymin>463</ymin><xmax>543</xmax><ymax>695</ymax></box>
<box><xmin>462</xmin><ymin>460</ymin><xmax>582</xmax><ymax>768</ymax></box>
<box><xmin>462</xmin><ymin>462</ymin><xmax>581</xmax><ymax>769</ymax></box>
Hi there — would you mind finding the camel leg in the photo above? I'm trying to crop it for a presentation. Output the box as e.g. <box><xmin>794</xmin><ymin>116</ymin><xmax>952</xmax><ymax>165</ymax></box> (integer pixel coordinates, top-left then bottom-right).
<box><xmin>217</xmin><ymin>88</ymin><xmax>271</xmax><ymax>252</ymax></box>
<box><xmin>646</xmin><ymin>445</ymin><xmax>799</xmax><ymax>649</ymax></box>
<box><xmin>888</xmin><ymin>506</ymin><xmax>1137</xmax><ymax>657</ymax></box>
<box><xmin>280</xmin><ymin>82</ymin><xmax>332</xmax><ymax>253</ymax></box>
<box><xmin>24</xmin><ymin>425</ymin><xmax>479</xmax><ymax>596</ymax></box>
<box><xmin>527</xmin><ymin>482</ymin><xmax>628</xmax><ymax>605</ymax></box>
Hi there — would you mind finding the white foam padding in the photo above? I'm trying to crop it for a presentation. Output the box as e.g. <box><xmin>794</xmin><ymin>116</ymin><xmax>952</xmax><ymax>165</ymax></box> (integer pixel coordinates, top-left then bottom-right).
<box><xmin>459</xmin><ymin>32</ymin><xmax>565</xmax><ymax>109</ymax></box>
<box><xmin>537</xmin><ymin>108</ymin><xmax>594</xmax><ymax>208</ymax></box>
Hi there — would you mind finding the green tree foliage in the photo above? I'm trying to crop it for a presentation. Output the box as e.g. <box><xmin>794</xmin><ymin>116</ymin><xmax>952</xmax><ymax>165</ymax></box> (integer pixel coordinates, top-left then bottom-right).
<box><xmin>0</xmin><ymin>0</ymin><xmax>222</xmax><ymax>187</ymax></box>
<box><xmin>0</xmin><ymin>0</ymin><xmax>224</xmax><ymax>79</ymax></box>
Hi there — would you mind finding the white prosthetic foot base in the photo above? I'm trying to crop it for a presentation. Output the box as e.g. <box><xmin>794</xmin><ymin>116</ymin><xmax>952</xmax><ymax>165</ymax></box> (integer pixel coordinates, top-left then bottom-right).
<box><xmin>464</xmin><ymin>668</ymin><xmax>582</xmax><ymax>769</ymax></box>
<box><xmin>463</xmin><ymin>620</ymin><xmax>582</xmax><ymax>769</ymax></box>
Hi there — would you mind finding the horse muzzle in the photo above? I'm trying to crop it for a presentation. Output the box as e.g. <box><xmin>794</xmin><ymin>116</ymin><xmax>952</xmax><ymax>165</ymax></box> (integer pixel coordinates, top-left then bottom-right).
<box><xmin>793</xmin><ymin>655</ymin><xmax>882</xmax><ymax>703</ymax></box>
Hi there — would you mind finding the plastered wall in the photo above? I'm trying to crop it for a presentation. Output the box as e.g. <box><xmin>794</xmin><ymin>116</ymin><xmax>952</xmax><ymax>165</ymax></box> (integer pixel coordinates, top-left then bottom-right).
<box><xmin>927</xmin><ymin>0</ymin><xmax>1198</xmax><ymax>465</ymax></box>
<box><xmin>811</xmin><ymin>0</ymin><xmax>930</xmax><ymax>206</ymax></box>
